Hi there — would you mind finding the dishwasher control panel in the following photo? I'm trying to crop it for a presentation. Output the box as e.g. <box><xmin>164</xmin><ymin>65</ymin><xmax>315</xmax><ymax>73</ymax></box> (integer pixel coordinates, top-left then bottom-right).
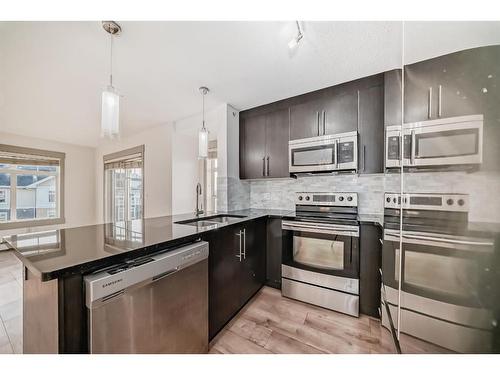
<box><xmin>84</xmin><ymin>241</ymin><xmax>209</xmax><ymax>308</ymax></box>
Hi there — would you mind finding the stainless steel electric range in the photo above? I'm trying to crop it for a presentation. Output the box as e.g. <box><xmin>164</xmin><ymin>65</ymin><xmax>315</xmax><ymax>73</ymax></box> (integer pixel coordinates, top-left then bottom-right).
<box><xmin>381</xmin><ymin>192</ymin><xmax>496</xmax><ymax>353</ymax></box>
<box><xmin>281</xmin><ymin>192</ymin><xmax>360</xmax><ymax>317</ymax></box>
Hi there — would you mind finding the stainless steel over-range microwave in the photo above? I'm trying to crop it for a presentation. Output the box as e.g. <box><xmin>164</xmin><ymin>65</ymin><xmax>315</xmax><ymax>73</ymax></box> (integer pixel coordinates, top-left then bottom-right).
<box><xmin>289</xmin><ymin>131</ymin><xmax>358</xmax><ymax>174</ymax></box>
<box><xmin>385</xmin><ymin>114</ymin><xmax>484</xmax><ymax>169</ymax></box>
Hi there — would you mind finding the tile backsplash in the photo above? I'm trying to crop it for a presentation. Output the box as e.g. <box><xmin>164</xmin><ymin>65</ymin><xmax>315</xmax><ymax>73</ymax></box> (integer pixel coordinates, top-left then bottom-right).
<box><xmin>234</xmin><ymin>171</ymin><xmax>500</xmax><ymax>223</ymax></box>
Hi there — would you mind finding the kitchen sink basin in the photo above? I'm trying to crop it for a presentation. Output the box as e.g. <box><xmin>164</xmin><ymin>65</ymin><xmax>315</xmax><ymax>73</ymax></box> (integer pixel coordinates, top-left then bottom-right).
<box><xmin>175</xmin><ymin>214</ymin><xmax>247</xmax><ymax>226</ymax></box>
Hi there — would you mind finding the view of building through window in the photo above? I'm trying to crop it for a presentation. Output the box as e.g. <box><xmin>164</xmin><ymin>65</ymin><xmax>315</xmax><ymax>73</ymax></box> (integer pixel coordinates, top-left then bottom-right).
<box><xmin>104</xmin><ymin>146</ymin><xmax>144</xmax><ymax>222</ymax></box>
<box><xmin>0</xmin><ymin>163</ymin><xmax>60</xmax><ymax>223</ymax></box>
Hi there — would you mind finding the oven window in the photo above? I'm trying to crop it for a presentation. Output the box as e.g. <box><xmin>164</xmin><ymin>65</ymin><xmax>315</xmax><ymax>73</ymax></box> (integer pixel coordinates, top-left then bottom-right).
<box><xmin>415</xmin><ymin>129</ymin><xmax>478</xmax><ymax>159</ymax></box>
<box><xmin>395</xmin><ymin>248</ymin><xmax>479</xmax><ymax>299</ymax></box>
<box><xmin>293</xmin><ymin>234</ymin><xmax>344</xmax><ymax>270</ymax></box>
<box><xmin>292</xmin><ymin>144</ymin><xmax>335</xmax><ymax>166</ymax></box>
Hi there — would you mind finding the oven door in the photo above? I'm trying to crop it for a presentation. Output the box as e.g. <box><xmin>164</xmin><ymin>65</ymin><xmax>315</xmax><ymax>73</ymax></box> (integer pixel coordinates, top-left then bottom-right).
<box><xmin>406</xmin><ymin>115</ymin><xmax>483</xmax><ymax>167</ymax></box>
<box><xmin>282</xmin><ymin>220</ymin><xmax>359</xmax><ymax>279</ymax></box>
<box><xmin>383</xmin><ymin>229</ymin><xmax>494</xmax><ymax>306</ymax></box>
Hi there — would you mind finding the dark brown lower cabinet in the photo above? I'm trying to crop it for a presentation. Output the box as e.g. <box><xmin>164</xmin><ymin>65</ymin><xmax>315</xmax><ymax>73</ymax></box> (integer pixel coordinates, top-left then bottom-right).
<box><xmin>266</xmin><ymin>218</ymin><xmax>282</xmax><ymax>289</ymax></box>
<box><xmin>359</xmin><ymin>222</ymin><xmax>382</xmax><ymax>318</ymax></box>
<box><xmin>205</xmin><ymin>218</ymin><xmax>266</xmax><ymax>340</ymax></box>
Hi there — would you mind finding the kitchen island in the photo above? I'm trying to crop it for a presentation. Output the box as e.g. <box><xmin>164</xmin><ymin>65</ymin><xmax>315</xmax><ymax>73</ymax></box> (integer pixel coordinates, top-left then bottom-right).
<box><xmin>2</xmin><ymin>209</ymin><xmax>293</xmax><ymax>353</ymax></box>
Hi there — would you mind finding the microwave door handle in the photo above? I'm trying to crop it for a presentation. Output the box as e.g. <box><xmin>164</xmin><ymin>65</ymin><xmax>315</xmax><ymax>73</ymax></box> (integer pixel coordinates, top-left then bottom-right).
<box><xmin>335</xmin><ymin>139</ymin><xmax>339</xmax><ymax>169</ymax></box>
<box><xmin>410</xmin><ymin>130</ymin><xmax>416</xmax><ymax>165</ymax></box>
<box><xmin>402</xmin><ymin>234</ymin><xmax>494</xmax><ymax>247</ymax></box>
<box><xmin>438</xmin><ymin>84</ymin><xmax>442</xmax><ymax>118</ymax></box>
<box><xmin>428</xmin><ymin>86</ymin><xmax>433</xmax><ymax>119</ymax></box>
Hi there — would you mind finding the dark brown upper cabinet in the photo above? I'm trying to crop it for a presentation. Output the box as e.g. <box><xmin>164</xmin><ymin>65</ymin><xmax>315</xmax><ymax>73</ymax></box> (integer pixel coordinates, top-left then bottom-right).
<box><xmin>265</xmin><ymin>109</ymin><xmax>290</xmax><ymax>178</ymax></box>
<box><xmin>384</xmin><ymin>69</ymin><xmax>402</xmax><ymax>127</ymax></box>
<box><xmin>289</xmin><ymin>98</ymin><xmax>323</xmax><ymax>140</ymax></box>
<box><xmin>404</xmin><ymin>46</ymin><xmax>500</xmax><ymax>123</ymax></box>
<box><xmin>240</xmin><ymin>108</ymin><xmax>290</xmax><ymax>179</ymax></box>
<box><xmin>359</xmin><ymin>84</ymin><xmax>384</xmax><ymax>174</ymax></box>
<box><xmin>402</xmin><ymin>45</ymin><xmax>500</xmax><ymax>171</ymax></box>
<box><xmin>240</xmin><ymin>73</ymin><xmax>385</xmax><ymax>177</ymax></box>
<box><xmin>290</xmin><ymin>91</ymin><xmax>358</xmax><ymax>140</ymax></box>
<box><xmin>322</xmin><ymin>91</ymin><xmax>359</xmax><ymax>135</ymax></box>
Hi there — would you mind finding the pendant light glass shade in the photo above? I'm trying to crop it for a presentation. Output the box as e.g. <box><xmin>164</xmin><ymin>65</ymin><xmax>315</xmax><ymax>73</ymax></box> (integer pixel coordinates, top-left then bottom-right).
<box><xmin>101</xmin><ymin>85</ymin><xmax>120</xmax><ymax>138</ymax></box>
<box><xmin>198</xmin><ymin>126</ymin><xmax>208</xmax><ymax>159</ymax></box>
<box><xmin>198</xmin><ymin>86</ymin><xmax>210</xmax><ymax>159</ymax></box>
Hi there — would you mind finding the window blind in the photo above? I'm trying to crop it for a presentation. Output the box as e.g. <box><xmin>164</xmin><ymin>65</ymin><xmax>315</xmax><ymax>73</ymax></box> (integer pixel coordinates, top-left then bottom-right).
<box><xmin>0</xmin><ymin>145</ymin><xmax>64</xmax><ymax>166</ymax></box>
<box><xmin>103</xmin><ymin>145</ymin><xmax>144</xmax><ymax>170</ymax></box>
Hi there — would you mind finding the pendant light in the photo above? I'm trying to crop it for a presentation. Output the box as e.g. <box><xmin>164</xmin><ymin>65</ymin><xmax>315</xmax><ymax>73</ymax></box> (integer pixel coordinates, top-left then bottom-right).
<box><xmin>198</xmin><ymin>86</ymin><xmax>210</xmax><ymax>159</ymax></box>
<box><xmin>101</xmin><ymin>21</ymin><xmax>121</xmax><ymax>138</ymax></box>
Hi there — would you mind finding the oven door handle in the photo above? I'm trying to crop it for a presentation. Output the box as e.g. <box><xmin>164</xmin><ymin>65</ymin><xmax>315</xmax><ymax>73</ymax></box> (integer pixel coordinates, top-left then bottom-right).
<box><xmin>282</xmin><ymin>221</ymin><xmax>359</xmax><ymax>237</ymax></box>
<box><xmin>401</xmin><ymin>233</ymin><xmax>494</xmax><ymax>247</ymax></box>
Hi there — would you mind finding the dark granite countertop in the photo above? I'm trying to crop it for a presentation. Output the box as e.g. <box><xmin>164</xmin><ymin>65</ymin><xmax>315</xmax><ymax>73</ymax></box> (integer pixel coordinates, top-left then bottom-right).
<box><xmin>3</xmin><ymin>207</ymin><xmax>498</xmax><ymax>282</ymax></box>
<box><xmin>2</xmin><ymin>209</ymin><xmax>294</xmax><ymax>281</ymax></box>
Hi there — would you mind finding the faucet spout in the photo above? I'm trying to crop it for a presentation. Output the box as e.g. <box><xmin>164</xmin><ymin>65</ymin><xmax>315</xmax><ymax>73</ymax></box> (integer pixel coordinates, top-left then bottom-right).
<box><xmin>196</xmin><ymin>183</ymin><xmax>204</xmax><ymax>216</ymax></box>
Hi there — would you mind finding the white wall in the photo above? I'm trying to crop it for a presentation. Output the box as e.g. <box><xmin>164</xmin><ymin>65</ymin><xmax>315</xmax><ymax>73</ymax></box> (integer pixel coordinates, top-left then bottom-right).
<box><xmin>0</xmin><ymin>131</ymin><xmax>97</xmax><ymax>236</ymax></box>
<box><xmin>171</xmin><ymin>104</ymin><xmax>227</xmax><ymax>215</ymax></box>
<box><xmin>95</xmin><ymin>123</ymin><xmax>173</xmax><ymax>222</ymax></box>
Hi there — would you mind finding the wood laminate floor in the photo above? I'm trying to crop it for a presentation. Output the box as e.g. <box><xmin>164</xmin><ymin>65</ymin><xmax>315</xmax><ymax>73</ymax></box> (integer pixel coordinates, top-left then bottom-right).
<box><xmin>209</xmin><ymin>286</ymin><xmax>452</xmax><ymax>354</ymax></box>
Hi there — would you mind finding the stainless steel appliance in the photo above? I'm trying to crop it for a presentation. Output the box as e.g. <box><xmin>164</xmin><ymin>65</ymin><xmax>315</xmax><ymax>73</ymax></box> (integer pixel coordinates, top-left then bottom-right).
<box><xmin>381</xmin><ymin>193</ymin><xmax>495</xmax><ymax>353</ymax></box>
<box><xmin>385</xmin><ymin>114</ymin><xmax>483</xmax><ymax>169</ymax></box>
<box><xmin>85</xmin><ymin>241</ymin><xmax>209</xmax><ymax>354</ymax></box>
<box><xmin>281</xmin><ymin>192</ymin><xmax>360</xmax><ymax>316</ymax></box>
<box><xmin>289</xmin><ymin>131</ymin><xmax>358</xmax><ymax>174</ymax></box>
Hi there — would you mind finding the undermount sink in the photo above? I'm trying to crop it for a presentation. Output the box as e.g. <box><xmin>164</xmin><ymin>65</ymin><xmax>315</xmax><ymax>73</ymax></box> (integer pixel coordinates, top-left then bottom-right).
<box><xmin>175</xmin><ymin>214</ymin><xmax>247</xmax><ymax>226</ymax></box>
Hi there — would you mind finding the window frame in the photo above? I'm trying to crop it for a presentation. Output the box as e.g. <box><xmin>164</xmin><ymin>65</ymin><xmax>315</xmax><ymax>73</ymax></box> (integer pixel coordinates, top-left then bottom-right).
<box><xmin>0</xmin><ymin>144</ymin><xmax>65</xmax><ymax>230</ymax></box>
<box><xmin>103</xmin><ymin>145</ymin><xmax>145</xmax><ymax>223</ymax></box>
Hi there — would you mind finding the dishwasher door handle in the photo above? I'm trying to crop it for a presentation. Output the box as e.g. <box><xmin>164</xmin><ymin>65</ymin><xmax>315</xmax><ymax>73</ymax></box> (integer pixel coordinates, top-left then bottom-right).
<box><xmin>152</xmin><ymin>266</ymin><xmax>180</xmax><ymax>282</ymax></box>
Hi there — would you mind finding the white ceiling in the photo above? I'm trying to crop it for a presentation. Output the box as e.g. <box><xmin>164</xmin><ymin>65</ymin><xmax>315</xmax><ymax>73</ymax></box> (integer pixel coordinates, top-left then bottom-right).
<box><xmin>1</xmin><ymin>21</ymin><xmax>499</xmax><ymax>147</ymax></box>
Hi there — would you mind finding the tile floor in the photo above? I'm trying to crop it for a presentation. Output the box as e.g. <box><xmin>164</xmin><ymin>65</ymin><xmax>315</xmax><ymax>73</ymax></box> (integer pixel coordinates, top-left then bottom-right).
<box><xmin>0</xmin><ymin>251</ymin><xmax>23</xmax><ymax>354</ymax></box>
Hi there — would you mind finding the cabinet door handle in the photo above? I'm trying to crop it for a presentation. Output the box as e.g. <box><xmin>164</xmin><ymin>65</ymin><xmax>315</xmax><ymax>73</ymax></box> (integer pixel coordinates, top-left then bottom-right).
<box><xmin>262</xmin><ymin>157</ymin><xmax>266</xmax><ymax>177</ymax></box>
<box><xmin>322</xmin><ymin>110</ymin><xmax>326</xmax><ymax>135</ymax></box>
<box><xmin>236</xmin><ymin>230</ymin><xmax>242</xmax><ymax>262</ymax></box>
<box><xmin>316</xmin><ymin>111</ymin><xmax>320</xmax><ymax>136</ymax></box>
<box><xmin>438</xmin><ymin>84</ymin><xmax>442</xmax><ymax>118</ymax></box>
<box><xmin>242</xmin><ymin>228</ymin><xmax>246</xmax><ymax>260</ymax></box>
<box><xmin>428</xmin><ymin>87</ymin><xmax>433</xmax><ymax>119</ymax></box>
<box><xmin>266</xmin><ymin>156</ymin><xmax>270</xmax><ymax>177</ymax></box>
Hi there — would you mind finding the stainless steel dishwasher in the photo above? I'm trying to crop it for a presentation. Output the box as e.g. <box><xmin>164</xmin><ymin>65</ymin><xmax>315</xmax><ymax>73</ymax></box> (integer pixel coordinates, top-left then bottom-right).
<box><xmin>84</xmin><ymin>241</ymin><xmax>209</xmax><ymax>354</ymax></box>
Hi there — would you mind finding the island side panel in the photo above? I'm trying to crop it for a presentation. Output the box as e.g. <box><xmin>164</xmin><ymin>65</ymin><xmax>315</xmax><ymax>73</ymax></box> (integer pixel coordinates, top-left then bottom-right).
<box><xmin>23</xmin><ymin>267</ymin><xmax>59</xmax><ymax>353</ymax></box>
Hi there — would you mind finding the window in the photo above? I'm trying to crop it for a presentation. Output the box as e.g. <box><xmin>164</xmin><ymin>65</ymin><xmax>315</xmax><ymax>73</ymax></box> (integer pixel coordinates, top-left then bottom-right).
<box><xmin>204</xmin><ymin>140</ymin><xmax>218</xmax><ymax>212</ymax></box>
<box><xmin>0</xmin><ymin>144</ymin><xmax>65</xmax><ymax>229</ymax></box>
<box><xmin>104</xmin><ymin>145</ymin><xmax>144</xmax><ymax>223</ymax></box>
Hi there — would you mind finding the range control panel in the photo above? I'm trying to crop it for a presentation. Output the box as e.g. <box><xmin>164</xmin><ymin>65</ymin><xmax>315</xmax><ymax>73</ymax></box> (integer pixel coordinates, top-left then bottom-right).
<box><xmin>295</xmin><ymin>192</ymin><xmax>358</xmax><ymax>207</ymax></box>
<box><xmin>384</xmin><ymin>193</ymin><xmax>469</xmax><ymax>212</ymax></box>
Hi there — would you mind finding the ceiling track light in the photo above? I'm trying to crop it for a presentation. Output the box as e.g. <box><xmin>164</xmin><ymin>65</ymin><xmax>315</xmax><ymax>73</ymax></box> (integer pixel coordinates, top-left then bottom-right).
<box><xmin>101</xmin><ymin>21</ymin><xmax>122</xmax><ymax>139</ymax></box>
<box><xmin>288</xmin><ymin>20</ymin><xmax>304</xmax><ymax>50</ymax></box>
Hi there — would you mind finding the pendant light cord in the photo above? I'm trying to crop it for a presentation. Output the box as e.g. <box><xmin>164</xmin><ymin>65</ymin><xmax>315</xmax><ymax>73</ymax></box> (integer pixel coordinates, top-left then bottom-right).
<box><xmin>109</xmin><ymin>34</ymin><xmax>114</xmax><ymax>87</ymax></box>
<box><xmin>202</xmin><ymin>90</ymin><xmax>206</xmax><ymax>130</ymax></box>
